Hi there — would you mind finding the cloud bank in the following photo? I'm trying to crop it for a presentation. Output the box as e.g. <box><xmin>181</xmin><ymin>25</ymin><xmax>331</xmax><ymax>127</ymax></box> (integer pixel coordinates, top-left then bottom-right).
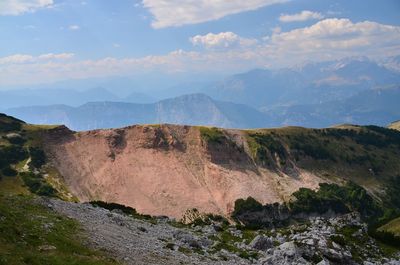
<box><xmin>142</xmin><ymin>0</ymin><xmax>288</xmax><ymax>28</ymax></box>
<box><xmin>279</xmin><ymin>10</ymin><xmax>324</xmax><ymax>22</ymax></box>
<box><xmin>1</xmin><ymin>19</ymin><xmax>399</xmax><ymax>86</ymax></box>
<box><xmin>190</xmin><ymin>32</ymin><xmax>257</xmax><ymax>49</ymax></box>
<box><xmin>0</xmin><ymin>0</ymin><xmax>53</xmax><ymax>15</ymax></box>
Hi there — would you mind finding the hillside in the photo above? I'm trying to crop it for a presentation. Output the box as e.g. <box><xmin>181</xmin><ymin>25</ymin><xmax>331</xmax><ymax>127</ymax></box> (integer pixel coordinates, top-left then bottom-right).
<box><xmin>38</xmin><ymin>121</ymin><xmax>400</xmax><ymax>219</ymax></box>
<box><xmin>380</xmin><ymin>217</ymin><xmax>400</xmax><ymax>236</ymax></box>
<box><xmin>1</xmin><ymin>114</ymin><xmax>400</xmax><ymax>264</ymax></box>
<box><xmin>389</xmin><ymin>121</ymin><xmax>400</xmax><ymax>131</ymax></box>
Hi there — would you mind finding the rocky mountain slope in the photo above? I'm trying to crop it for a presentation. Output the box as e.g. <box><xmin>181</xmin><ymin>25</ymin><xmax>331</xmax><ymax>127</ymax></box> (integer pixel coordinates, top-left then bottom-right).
<box><xmin>40</xmin><ymin>121</ymin><xmax>400</xmax><ymax>220</ymax></box>
<box><xmin>1</xmin><ymin>113</ymin><xmax>400</xmax><ymax>264</ymax></box>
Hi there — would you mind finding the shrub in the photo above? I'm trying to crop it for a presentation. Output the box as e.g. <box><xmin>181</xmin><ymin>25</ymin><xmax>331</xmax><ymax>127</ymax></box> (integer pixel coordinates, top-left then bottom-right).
<box><xmin>199</xmin><ymin>127</ymin><xmax>225</xmax><ymax>144</ymax></box>
<box><xmin>231</xmin><ymin>182</ymin><xmax>385</xmax><ymax>229</ymax></box>
<box><xmin>1</xmin><ymin>166</ymin><xmax>18</xmax><ymax>177</ymax></box>
<box><xmin>29</xmin><ymin>147</ymin><xmax>46</xmax><ymax>169</ymax></box>
<box><xmin>232</xmin><ymin>197</ymin><xmax>263</xmax><ymax>217</ymax></box>
<box><xmin>20</xmin><ymin>172</ymin><xmax>56</xmax><ymax>197</ymax></box>
<box><xmin>36</xmin><ymin>184</ymin><xmax>57</xmax><ymax>196</ymax></box>
<box><xmin>90</xmin><ymin>201</ymin><xmax>138</xmax><ymax>216</ymax></box>
<box><xmin>6</xmin><ymin>136</ymin><xmax>26</xmax><ymax>145</ymax></box>
<box><xmin>0</xmin><ymin>120</ymin><xmax>22</xmax><ymax>133</ymax></box>
<box><xmin>369</xmin><ymin>229</ymin><xmax>400</xmax><ymax>248</ymax></box>
<box><xmin>290</xmin><ymin>186</ymin><xmax>349</xmax><ymax>215</ymax></box>
<box><xmin>247</xmin><ymin>133</ymin><xmax>286</xmax><ymax>163</ymax></box>
<box><xmin>0</xmin><ymin>145</ymin><xmax>29</xmax><ymax>168</ymax></box>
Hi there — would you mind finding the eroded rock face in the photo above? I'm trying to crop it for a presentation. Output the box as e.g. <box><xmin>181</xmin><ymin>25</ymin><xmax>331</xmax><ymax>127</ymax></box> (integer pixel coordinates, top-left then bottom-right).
<box><xmin>43</xmin><ymin>124</ymin><xmax>323</xmax><ymax>219</ymax></box>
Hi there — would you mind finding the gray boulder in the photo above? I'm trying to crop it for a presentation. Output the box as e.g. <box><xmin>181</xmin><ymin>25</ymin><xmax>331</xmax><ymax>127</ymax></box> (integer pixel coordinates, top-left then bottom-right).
<box><xmin>249</xmin><ymin>235</ymin><xmax>273</xmax><ymax>251</ymax></box>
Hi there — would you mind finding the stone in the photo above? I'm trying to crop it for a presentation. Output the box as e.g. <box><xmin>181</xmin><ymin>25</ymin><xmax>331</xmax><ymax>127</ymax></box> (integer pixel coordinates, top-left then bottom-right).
<box><xmin>249</xmin><ymin>235</ymin><xmax>273</xmax><ymax>251</ymax></box>
<box><xmin>38</xmin><ymin>245</ymin><xmax>57</xmax><ymax>251</ymax></box>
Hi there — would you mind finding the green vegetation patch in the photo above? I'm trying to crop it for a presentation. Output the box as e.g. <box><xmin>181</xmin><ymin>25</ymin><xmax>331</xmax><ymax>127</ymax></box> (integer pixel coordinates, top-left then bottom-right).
<box><xmin>211</xmin><ymin>230</ymin><xmax>258</xmax><ymax>260</ymax></box>
<box><xmin>380</xmin><ymin>217</ymin><xmax>400</xmax><ymax>237</ymax></box>
<box><xmin>20</xmin><ymin>172</ymin><xmax>57</xmax><ymax>197</ymax></box>
<box><xmin>233</xmin><ymin>182</ymin><xmax>384</xmax><ymax>228</ymax></box>
<box><xmin>199</xmin><ymin>127</ymin><xmax>226</xmax><ymax>144</ymax></box>
<box><xmin>0</xmin><ymin>114</ymin><xmax>23</xmax><ymax>133</ymax></box>
<box><xmin>246</xmin><ymin>132</ymin><xmax>286</xmax><ymax>166</ymax></box>
<box><xmin>0</xmin><ymin>194</ymin><xmax>119</xmax><ymax>265</ymax></box>
<box><xmin>290</xmin><ymin>182</ymin><xmax>382</xmax><ymax>220</ymax></box>
<box><xmin>90</xmin><ymin>201</ymin><xmax>155</xmax><ymax>221</ymax></box>
<box><xmin>28</xmin><ymin>147</ymin><xmax>46</xmax><ymax>169</ymax></box>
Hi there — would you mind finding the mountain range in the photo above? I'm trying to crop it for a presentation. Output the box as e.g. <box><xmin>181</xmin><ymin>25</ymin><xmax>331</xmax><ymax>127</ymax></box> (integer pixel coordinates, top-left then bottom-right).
<box><xmin>2</xmin><ymin>57</ymin><xmax>400</xmax><ymax>130</ymax></box>
<box><xmin>5</xmin><ymin>87</ymin><xmax>400</xmax><ymax>131</ymax></box>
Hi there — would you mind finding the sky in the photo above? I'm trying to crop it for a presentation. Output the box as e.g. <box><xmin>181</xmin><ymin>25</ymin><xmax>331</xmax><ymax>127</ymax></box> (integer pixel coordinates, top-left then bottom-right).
<box><xmin>0</xmin><ymin>0</ymin><xmax>400</xmax><ymax>87</ymax></box>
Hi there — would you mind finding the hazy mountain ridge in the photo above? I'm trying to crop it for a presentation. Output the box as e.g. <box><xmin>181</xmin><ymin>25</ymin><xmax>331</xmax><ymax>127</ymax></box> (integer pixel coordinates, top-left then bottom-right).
<box><xmin>3</xmin><ymin>57</ymin><xmax>400</xmax><ymax>129</ymax></box>
<box><xmin>5</xmin><ymin>94</ymin><xmax>268</xmax><ymax>130</ymax></box>
<box><xmin>262</xmin><ymin>86</ymin><xmax>400</xmax><ymax>128</ymax></box>
<box><xmin>5</xmin><ymin>87</ymin><xmax>400</xmax><ymax>130</ymax></box>
<box><xmin>205</xmin><ymin>57</ymin><xmax>400</xmax><ymax>109</ymax></box>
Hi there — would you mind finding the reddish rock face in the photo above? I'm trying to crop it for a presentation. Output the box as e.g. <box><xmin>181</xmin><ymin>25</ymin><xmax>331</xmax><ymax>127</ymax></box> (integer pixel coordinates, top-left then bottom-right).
<box><xmin>43</xmin><ymin>124</ymin><xmax>322</xmax><ymax>219</ymax></box>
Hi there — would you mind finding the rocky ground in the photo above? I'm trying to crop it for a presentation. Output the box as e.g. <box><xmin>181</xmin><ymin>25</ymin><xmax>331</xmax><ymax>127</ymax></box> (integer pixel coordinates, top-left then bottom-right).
<box><xmin>38</xmin><ymin>197</ymin><xmax>400</xmax><ymax>265</ymax></box>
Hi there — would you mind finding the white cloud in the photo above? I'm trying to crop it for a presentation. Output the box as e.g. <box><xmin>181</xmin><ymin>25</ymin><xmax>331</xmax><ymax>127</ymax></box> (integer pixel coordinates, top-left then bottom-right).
<box><xmin>1</xmin><ymin>19</ymin><xmax>400</xmax><ymax>86</ymax></box>
<box><xmin>0</xmin><ymin>54</ymin><xmax>34</xmax><ymax>64</ymax></box>
<box><xmin>270</xmin><ymin>18</ymin><xmax>400</xmax><ymax>50</ymax></box>
<box><xmin>190</xmin><ymin>32</ymin><xmax>257</xmax><ymax>49</ymax></box>
<box><xmin>279</xmin><ymin>10</ymin><xmax>324</xmax><ymax>22</ymax></box>
<box><xmin>0</xmin><ymin>53</ymin><xmax>74</xmax><ymax>65</ymax></box>
<box><xmin>68</xmin><ymin>25</ymin><xmax>80</xmax><ymax>30</ymax></box>
<box><xmin>0</xmin><ymin>0</ymin><xmax>53</xmax><ymax>15</ymax></box>
<box><xmin>37</xmin><ymin>53</ymin><xmax>75</xmax><ymax>60</ymax></box>
<box><xmin>142</xmin><ymin>0</ymin><xmax>288</xmax><ymax>28</ymax></box>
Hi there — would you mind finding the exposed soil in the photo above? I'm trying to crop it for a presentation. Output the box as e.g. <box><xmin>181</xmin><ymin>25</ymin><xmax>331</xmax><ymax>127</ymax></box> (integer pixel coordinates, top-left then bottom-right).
<box><xmin>43</xmin><ymin>124</ymin><xmax>323</xmax><ymax>219</ymax></box>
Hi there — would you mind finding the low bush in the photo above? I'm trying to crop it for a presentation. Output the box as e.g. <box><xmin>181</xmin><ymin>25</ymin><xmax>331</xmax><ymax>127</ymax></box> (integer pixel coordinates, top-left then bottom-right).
<box><xmin>1</xmin><ymin>166</ymin><xmax>18</xmax><ymax>177</ymax></box>
<box><xmin>29</xmin><ymin>147</ymin><xmax>46</xmax><ymax>169</ymax></box>
<box><xmin>6</xmin><ymin>136</ymin><xmax>26</xmax><ymax>145</ymax></box>
<box><xmin>199</xmin><ymin>127</ymin><xmax>225</xmax><ymax>144</ymax></box>
<box><xmin>90</xmin><ymin>201</ymin><xmax>138</xmax><ymax>215</ymax></box>
<box><xmin>232</xmin><ymin>182</ymin><xmax>384</xmax><ymax>229</ymax></box>
<box><xmin>232</xmin><ymin>197</ymin><xmax>263</xmax><ymax>217</ymax></box>
<box><xmin>20</xmin><ymin>172</ymin><xmax>57</xmax><ymax>197</ymax></box>
<box><xmin>0</xmin><ymin>145</ymin><xmax>29</xmax><ymax>169</ymax></box>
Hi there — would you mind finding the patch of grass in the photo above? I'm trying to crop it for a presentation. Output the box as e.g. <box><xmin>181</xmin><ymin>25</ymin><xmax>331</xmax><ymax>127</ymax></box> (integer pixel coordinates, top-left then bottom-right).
<box><xmin>199</xmin><ymin>127</ymin><xmax>225</xmax><ymax>144</ymax></box>
<box><xmin>0</xmin><ymin>176</ymin><xmax>29</xmax><ymax>195</ymax></box>
<box><xmin>178</xmin><ymin>246</ymin><xmax>192</xmax><ymax>255</ymax></box>
<box><xmin>0</xmin><ymin>194</ymin><xmax>119</xmax><ymax>265</ymax></box>
<box><xmin>20</xmin><ymin>172</ymin><xmax>57</xmax><ymax>197</ymax></box>
<box><xmin>210</xmin><ymin>230</ymin><xmax>258</xmax><ymax>260</ymax></box>
<box><xmin>379</xmin><ymin>217</ymin><xmax>400</xmax><ymax>236</ymax></box>
<box><xmin>246</xmin><ymin>132</ymin><xmax>286</xmax><ymax>165</ymax></box>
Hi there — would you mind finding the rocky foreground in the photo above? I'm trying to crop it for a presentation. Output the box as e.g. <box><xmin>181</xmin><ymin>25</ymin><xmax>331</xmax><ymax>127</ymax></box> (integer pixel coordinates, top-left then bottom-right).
<box><xmin>39</xmin><ymin>198</ymin><xmax>400</xmax><ymax>265</ymax></box>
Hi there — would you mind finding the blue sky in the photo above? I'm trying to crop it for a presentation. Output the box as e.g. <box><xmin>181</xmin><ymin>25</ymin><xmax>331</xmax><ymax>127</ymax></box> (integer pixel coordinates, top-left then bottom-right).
<box><xmin>0</xmin><ymin>0</ymin><xmax>400</xmax><ymax>87</ymax></box>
